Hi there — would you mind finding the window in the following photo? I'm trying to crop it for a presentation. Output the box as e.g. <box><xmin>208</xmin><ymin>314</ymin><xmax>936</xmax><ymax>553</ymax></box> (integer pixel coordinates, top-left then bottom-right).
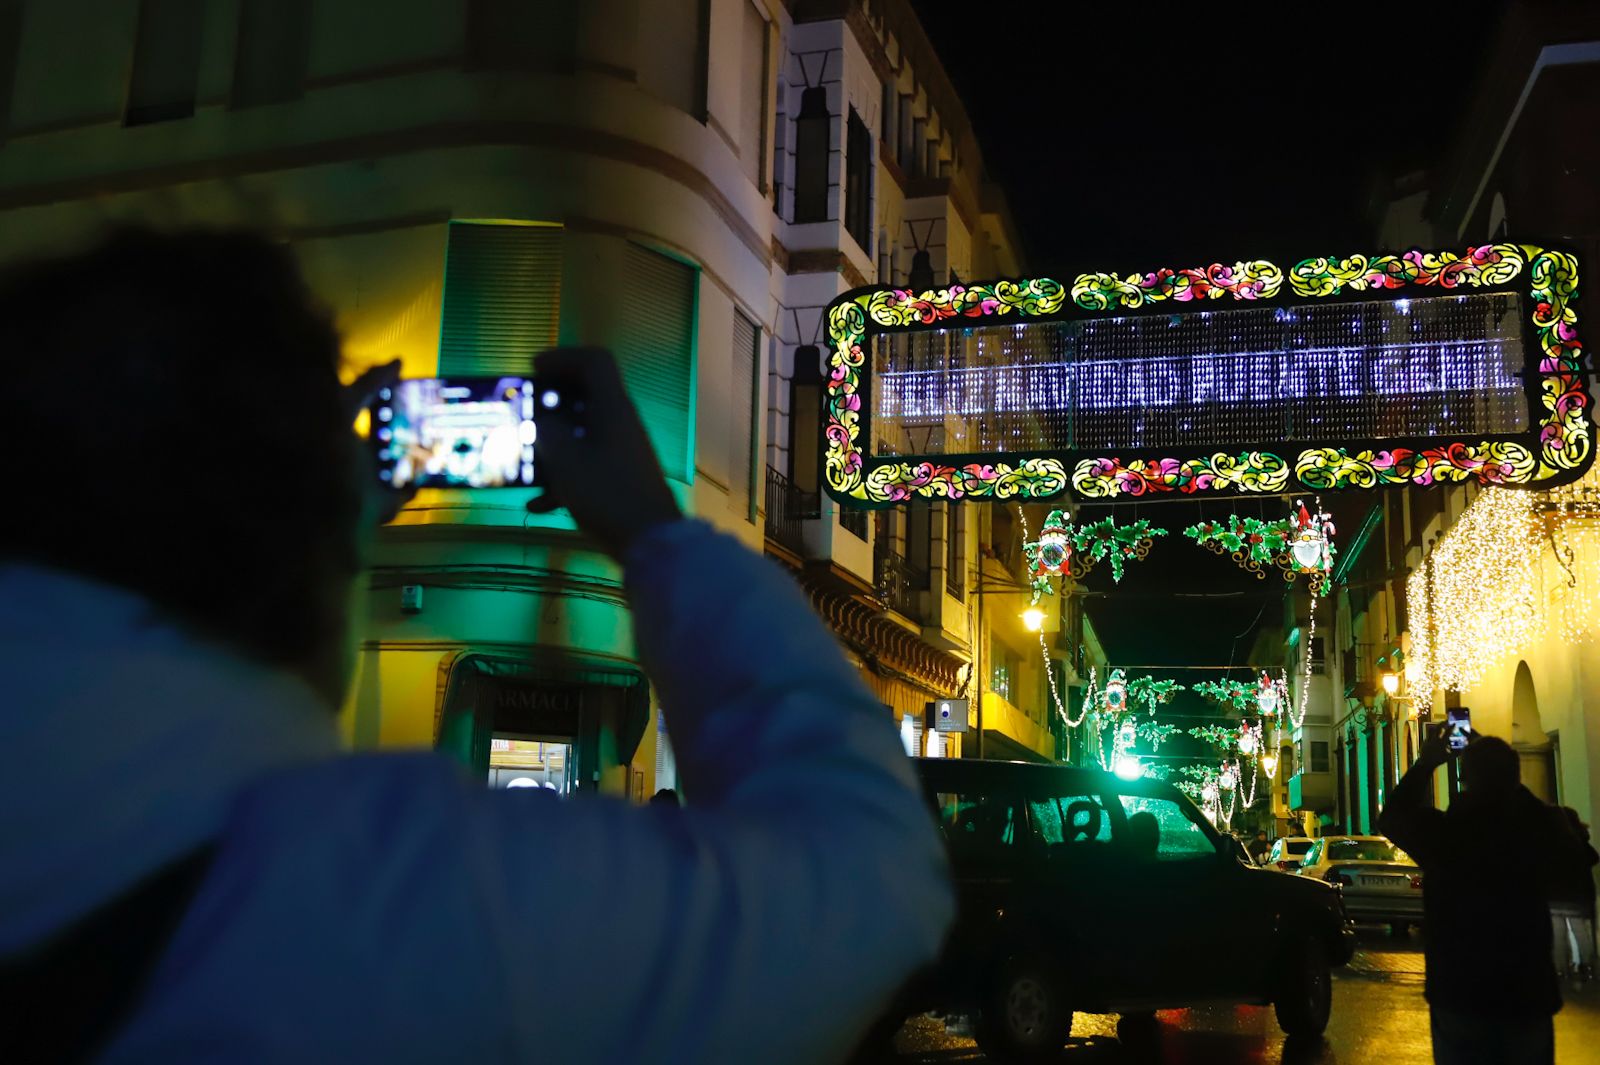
<box><xmin>638</xmin><ymin>0</ymin><xmax>706</xmax><ymax>115</ymax></box>
<box><xmin>944</xmin><ymin>504</ymin><xmax>962</xmax><ymax>600</ymax></box>
<box><xmin>1310</xmin><ymin>739</ymin><xmax>1331</xmax><ymax>773</ymax></box>
<box><xmin>772</xmin><ymin>100</ymin><xmax>785</xmax><ymax>217</ymax></box>
<box><xmin>843</xmin><ymin>106</ymin><xmax>872</xmax><ymax>250</ymax></box>
<box><xmin>1325</xmin><ymin>838</ymin><xmax>1410</xmax><ymax>863</ymax></box>
<box><xmin>791</xmin><ymin>87</ymin><xmax>829</xmax><ymax>223</ymax></box>
<box><xmin>613</xmin><ymin>243</ymin><xmax>697</xmax><ymax>481</ymax></box>
<box><xmin>880</xmin><ymin>80</ymin><xmax>895</xmax><ymax>151</ymax></box>
<box><xmin>787</xmin><ymin>344</ymin><xmax>822</xmax><ymax>493</ymax></box>
<box><xmin>231</xmin><ymin>0</ymin><xmax>310</xmax><ymax>108</ymax></box>
<box><xmin>989</xmin><ymin>635</ymin><xmax>1019</xmax><ymax>704</ymax></box>
<box><xmin>935</xmin><ymin>790</ymin><xmax>1018</xmax><ymax>865</ymax></box>
<box><xmin>125</xmin><ymin>0</ymin><xmax>204</xmax><ymax>126</ymax></box>
<box><xmin>466</xmin><ymin>0</ymin><xmax>576</xmax><ymax>71</ymax></box>
<box><xmin>1029</xmin><ymin>792</ymin><xmax>1114</xmax><ymax>851</ymax></box>
<box><xmin>730</xmin><ymin>310</ymin><xmax>760</xmax><ymax>522</ymax></box>
<box><xmin>738</xmin><ymin>0</ymin><xmax>768</xmax><ymax>186</ymax></box>
<box><xmin>1118</xmin><ymin>795</ymin><xmax>1218</xmax><ymax>861</ymax></box>
<box><xmin>897</xmin><ymin>93</ymin><xmax>913</xmax><ymax>168</ymax></box>
<box><xmin>438</xmin><ymin>222</ymin><xmax>563</xmax><ymax>376</ymax></box>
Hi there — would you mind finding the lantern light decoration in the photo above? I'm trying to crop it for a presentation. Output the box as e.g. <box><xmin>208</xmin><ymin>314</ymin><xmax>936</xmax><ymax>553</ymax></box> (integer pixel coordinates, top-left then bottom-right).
<box><xmin>1104</xmin><ymin>669</ymin><xmax>1128</xmax><ymax>714</ymax></box>
<box><xmin>1289</xmin><ymin>498</ymin><xmax>1336</xmax><ymax>580</ymax></box>
<box><xmin>1024</xmin><ymin>508</ymin><xmax>1073</xmax><ymax>602</ymax></box>
<box><xmin>1201</xmin><ymin>780</ymin><xmax>1220</xmax><ymax>803</ymax></box>
<box><xmin>1238</xmin><ymin>722</ymin><xmax>1259</xmax><ymax>757</ymax></box>
<box><xmin>1256</xmin><ymin>671</ymin><xmax>1280</xmax><ymax>717</ymax></box>
<box><xmin>1218</xmin><ymin>762</ymin><xmax>1240</xmax><ymax>791</ymax></box>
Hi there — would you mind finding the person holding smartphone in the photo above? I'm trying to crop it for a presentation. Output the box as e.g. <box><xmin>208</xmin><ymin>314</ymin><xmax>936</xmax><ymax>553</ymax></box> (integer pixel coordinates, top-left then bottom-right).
<box><xmin>0</xmin><ymin>229</ymin><xmax>953</xmax><ymax>1063</ymax></box>
<box><xmin>1379</xmin><ymin>727</ymin><xmax>1597</xmax><ymax>1065</ymax></box>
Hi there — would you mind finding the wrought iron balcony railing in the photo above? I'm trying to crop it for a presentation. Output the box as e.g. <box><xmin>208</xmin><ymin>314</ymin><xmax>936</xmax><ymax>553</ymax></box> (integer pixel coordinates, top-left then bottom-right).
<box><xmin>764</xmin><ymin>466</ymin><xmax>819</xmax><ymax>556</ymax></box>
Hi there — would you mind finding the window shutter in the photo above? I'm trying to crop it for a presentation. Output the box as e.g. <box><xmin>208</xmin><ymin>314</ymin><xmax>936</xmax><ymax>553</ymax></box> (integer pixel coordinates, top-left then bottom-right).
<box><xmin>438</xmin><ymin>223</ymin><xmax>562</xmax><ymax>377</ymax></box>
<box><xmin>126</xmin><ymin>0</ymin><xmax>204</xmax><ymax>126</ymax></box>
<box><xmin>232</xmin><ymin>0</ymin><xmax>310</xmax><ymax>108</ymax></box>
<box><xmin>738</xmin><ymin>1</ymin><xmax>767</xmax><ymax>185</ymax></box>
<box><xmin>614</xmin><ymin>243</ymin><xmax>697</xmax><ymax>482</ymax></box>
<box><xmin>731</xmin><ymin>310</ymin><xmax>759</xmax><ymax>521</ymax></box>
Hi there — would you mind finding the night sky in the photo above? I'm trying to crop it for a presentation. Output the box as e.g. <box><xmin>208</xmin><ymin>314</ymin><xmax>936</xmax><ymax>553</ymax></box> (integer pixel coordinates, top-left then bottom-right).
<box><xmin>910</xmin><ymin>2</ymin><xmax>1510</xmax><ymax>745</ymax></box>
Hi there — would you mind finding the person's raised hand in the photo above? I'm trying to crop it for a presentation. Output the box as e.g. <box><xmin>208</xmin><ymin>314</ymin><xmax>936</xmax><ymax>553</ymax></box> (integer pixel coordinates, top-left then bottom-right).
<box><xmin>344</xmin><ymin>358</ymin><xmax>415</xmax><ymax>525</ymax></box>
<box><xmin>525</xmin><ymin>347</ymin><xmax>681</xmax><ymax>559</ymax></box>
<box><xmin>1417</xmin><ymin>733</ymin><xmax>1452</xmax><ymax>768</ymax></box>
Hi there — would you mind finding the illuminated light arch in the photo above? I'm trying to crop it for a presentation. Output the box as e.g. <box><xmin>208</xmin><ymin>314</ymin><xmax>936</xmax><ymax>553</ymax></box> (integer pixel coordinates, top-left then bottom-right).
<box><xmin>821</xmin><ymin>244</ymin><xmax>1594</xmax><ymax>506</ymax></box>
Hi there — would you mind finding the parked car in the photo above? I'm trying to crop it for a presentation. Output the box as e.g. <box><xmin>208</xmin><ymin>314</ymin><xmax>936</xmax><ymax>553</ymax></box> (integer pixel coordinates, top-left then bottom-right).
<box><xmin>883</xmin><ymin>759</ymin><xmax>1356</xmax><ymax>1064</ymax></box>
<box><xmin>1266</xmin><ymin>836</ymin><xmax>1316</xmax><ymax>872</ymax></box>
<box><xmin>1297</xmin><ymin>835</ymin><xmax>1423</xmax><ymax>935</ymax></box>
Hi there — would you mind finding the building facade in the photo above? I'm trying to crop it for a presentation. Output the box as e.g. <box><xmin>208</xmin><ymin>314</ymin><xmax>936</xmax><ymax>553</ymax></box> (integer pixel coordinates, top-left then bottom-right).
<box><xmin>1283</xmin><ymin>4</ymin><xmax>1600</xmax><ymax>851</ymax></box>
<box><xmin>0</xmin><ymin>0</ymin><xmax>1053</xmax><ymax>796</ymax></box>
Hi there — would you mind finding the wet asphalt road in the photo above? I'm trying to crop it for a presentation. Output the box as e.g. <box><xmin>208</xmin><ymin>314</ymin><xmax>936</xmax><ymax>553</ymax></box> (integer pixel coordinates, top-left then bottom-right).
<box><xmin>878</xmin><ymin>928</ymin><xmax>1600</xmax><ymax>1063</ymax></box>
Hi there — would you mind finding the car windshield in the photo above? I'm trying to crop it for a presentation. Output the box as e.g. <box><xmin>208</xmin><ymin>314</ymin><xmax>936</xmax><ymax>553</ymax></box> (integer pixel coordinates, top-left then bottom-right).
<box><xmin>1283</xmin><ymin>840</ymin><xmax>1311</xmax><ymax>856</ymax></box>
<box><xmin>1325</xmin><ymin>839</ymin><xmax>1408</xmax><ymax>863</ymax></box>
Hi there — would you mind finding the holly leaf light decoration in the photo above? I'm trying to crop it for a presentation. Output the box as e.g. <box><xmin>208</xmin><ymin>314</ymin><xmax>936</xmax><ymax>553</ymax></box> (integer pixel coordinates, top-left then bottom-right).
<box><xmin>1190</xmin><ymin>678</ymin><xmax>1257</xmax><ymax>714</ymax></box>
<box><xmin>1187</xmin><ymin>723</ymin><xmax>1242</xmax><ymax>752</ymax></box>
<box><xmin>1071</xmin><ymin>517</ymin><xmax>1166</xmax><ymax>582</ymax></box>
<box><xmin>1126</xmin><ymin>675</ymin><xmax>1185</xmax><ymax>715</ymax></box>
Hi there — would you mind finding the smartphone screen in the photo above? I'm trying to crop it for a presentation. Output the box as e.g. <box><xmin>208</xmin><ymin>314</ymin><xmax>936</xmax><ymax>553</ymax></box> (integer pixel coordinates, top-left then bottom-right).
<box><xmin>373</xmin><ymin>377</ymin><xmax>538</xmax><ymax>489</ymax></box>
<box><xmin>1446</xmin><ymin>707</ymin><xmax>1472</xmax><ymax>751</ymax></box>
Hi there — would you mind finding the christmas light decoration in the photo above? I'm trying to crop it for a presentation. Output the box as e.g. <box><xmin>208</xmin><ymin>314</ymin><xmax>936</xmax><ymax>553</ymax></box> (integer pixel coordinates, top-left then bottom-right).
<box><xmin>1070</xmin><ymin>517</ymin><xmax>1165</xmax><ymax>583</ymax></box>
<box><xmin>1191</xmin><ymin>677</ymin><xmax>1257</xmax><ymax>713</ymax></box>
<box><xmin>1257</xmin><ymin>671</ymin><xmax>1281</xmax><ymax>717</ymax></box>
<box><xmin>823</xmin><ymin>244</ymin><xmax>1593</xmax><ymax>507</ymax></box>
<box><xmin>1023</xmin><ymin>509</ymin><xmax>1073</xmax><ymax>601</ymax></box>
<box><xmin>1104</xmin><ymin>668</ymin><xmax>1128</xmax><ymax>713</ymax></box>
<box><xmin>1407</xmin><ymin>487</ymin><xmax>1545</xmax><ymax>696</ymax></box>
<box><xmin>1183</xmin><ymin>499</ymin><xmax>1335</xmax><ymax>594</ymax></box>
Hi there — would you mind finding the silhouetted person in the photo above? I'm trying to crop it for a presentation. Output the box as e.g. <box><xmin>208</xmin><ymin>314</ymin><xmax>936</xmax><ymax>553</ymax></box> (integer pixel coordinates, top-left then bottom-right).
<box><xmin>1246</xmin><ymin>829</ymin><xmax>1270</xmax><ymax>866</ymax></box>
<box><xmin>1379</xmin><ymin>732</ymin><xmax>1597</xmax><ymax>1065</ymax></box>
<box><xmin>0</xmin><ymin>230</ymin><xmax>952</xmax><ymax>1063</ymax></box>
<box><xmin>1125</xmin><ymin>811</ymin><xmax>1159</xmax><ymax>861</ymax></box>
<box><xmin>1551</xmin><ymin>806</ymin><xmax>1599</xmax><ymax>986</ymax></box>
<box><xmin>649</xmin><ymin>788</ymin><xmax>680</xmax><ymax>807</ymax></box>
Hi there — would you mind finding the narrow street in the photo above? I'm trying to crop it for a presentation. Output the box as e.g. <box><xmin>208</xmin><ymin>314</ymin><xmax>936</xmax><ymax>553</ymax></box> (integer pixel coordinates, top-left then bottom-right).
<box><xmin>884</xmin><ymin>930</ymin><xmax>1600</xmax><ymax>1063</ymax></box>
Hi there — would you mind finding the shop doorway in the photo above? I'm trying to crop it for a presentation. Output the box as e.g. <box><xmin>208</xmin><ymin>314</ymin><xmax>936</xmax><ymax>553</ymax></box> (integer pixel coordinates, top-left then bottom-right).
<box><xmin>436</xmin><ymin>653</ymin><xmax>650</xmax><ymax>795</ymax></box>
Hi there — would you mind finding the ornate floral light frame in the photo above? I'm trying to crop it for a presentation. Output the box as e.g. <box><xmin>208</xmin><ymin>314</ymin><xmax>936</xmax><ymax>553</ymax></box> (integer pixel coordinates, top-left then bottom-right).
<box><xmin>822</xmin><ymin>243</ymin><xmax>1594</xmax><ymax>506</ymax></box>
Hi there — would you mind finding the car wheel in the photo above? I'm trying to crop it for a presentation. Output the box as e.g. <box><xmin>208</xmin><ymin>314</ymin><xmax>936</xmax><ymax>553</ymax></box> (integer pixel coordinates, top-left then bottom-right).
<box><xmin>1273</xmin><ymin>934</ymin><xmax>1332</xmax><ymax>1038</ymax></box>
<box><xmin>974</xmin><ymin>957</ymin><xmax>1073</xmax><ymax>1064</ymax></box>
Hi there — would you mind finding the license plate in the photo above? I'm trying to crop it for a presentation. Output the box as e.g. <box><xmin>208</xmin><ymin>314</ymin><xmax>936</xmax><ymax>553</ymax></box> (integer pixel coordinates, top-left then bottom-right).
<box><xmin>1358</xmin><ymin>875</ymin><xmax>1405</xmax><ymax>889</ymax></box>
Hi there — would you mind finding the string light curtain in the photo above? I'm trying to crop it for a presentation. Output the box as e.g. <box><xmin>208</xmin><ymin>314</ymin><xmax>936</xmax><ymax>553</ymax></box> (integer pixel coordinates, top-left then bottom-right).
<box><xmin>1408</xmin><ymin>488</ymin><xmax>1545</xmax><ymax>697</ymax></box>
<box><xmin>1546</xmin><ymin>464</ymin><xmax>1600</xmax><ymax>643</ymax></box>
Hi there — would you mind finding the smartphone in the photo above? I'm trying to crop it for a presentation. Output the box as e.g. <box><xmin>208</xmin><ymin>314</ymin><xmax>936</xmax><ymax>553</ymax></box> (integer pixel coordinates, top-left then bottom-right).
<box><xmin>372</xmin><ymin>377</ymin><xmax>543</xmax><ymax>489</ymax></box>
<box><xmin>1446</xmin><ymin>707</ymin><xmax>1473</xmax><ymax>751</ymax></box>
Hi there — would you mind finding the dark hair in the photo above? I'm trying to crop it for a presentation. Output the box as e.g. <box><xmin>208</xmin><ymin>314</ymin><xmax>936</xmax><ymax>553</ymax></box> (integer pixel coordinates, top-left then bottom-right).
<box><xmin>0</xmin><ymin>228</ymin><xmax>360</xmax><ymax>674</ymax></box>
<box><xmin>1460</xmin><ymin>735</ymin><xmax>1520</xmax><ymax>795</ymax></box>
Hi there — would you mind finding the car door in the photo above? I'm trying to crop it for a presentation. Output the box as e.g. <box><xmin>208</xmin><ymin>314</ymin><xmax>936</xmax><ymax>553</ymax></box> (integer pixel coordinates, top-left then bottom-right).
<box><xmin>1013</xmin><ymin>780</ymin><xmax>1159</xmax><ymax>1003</ymax></box>
<box><xmin>1113</xmin><ymin>791</ymin><xmax>1273</xmax><ymax>1000</ymax></box>
<box><xmin>929</xmin><ymin>781</ymin><xmax>1027</xmax><ymax>985</ymax></box>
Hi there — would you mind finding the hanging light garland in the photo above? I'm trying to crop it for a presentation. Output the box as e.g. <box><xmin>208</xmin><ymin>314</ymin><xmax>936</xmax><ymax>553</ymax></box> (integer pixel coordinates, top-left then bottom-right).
<box><xmin>1546</xmin><ymin>464</ymin><xmax>1600</xmax><ymax>643</ymax></box>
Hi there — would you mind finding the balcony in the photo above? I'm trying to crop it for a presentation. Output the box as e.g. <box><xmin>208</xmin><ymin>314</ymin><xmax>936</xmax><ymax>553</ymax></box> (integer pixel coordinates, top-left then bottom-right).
<box><xmin>764</xmin><ymin>466</ymin><xmax>819</xmax><ymax>559</ymax></box>
<box><xmin>1343</xmin><ymin>641</ymin><xmax>1378</xmax><ymax>699</ymax></box>
<box><xmin>876</xmin><ymin>547</ymin><xmax>929</xmax><ymax>622</ymax></box>
<box><xmin>1289</xmin><ymin>770</ymin><xmax>1336</xmax><ymax>812</ymax></box>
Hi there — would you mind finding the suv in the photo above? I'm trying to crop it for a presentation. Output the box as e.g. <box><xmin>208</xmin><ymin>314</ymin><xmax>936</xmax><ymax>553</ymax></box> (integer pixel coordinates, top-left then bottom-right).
<box><xmin>898</xmin><ymin>759</ymin><xmax>1356</xmax><ymax>1063</ymax></box>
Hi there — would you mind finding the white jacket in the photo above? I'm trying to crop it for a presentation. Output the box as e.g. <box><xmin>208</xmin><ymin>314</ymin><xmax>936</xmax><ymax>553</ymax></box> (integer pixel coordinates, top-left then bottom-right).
<box><xmin>0</xmin><ymin>520</ymin><xmax>953</xmax><ymax>1063</ymax></box>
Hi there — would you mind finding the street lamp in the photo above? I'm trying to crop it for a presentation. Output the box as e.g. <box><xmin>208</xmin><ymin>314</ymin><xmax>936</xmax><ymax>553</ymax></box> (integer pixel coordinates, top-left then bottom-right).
<box><xmin>1381</xmin><ymin>671</ymin><xmax>1401</xmax><ymax>696</ymax></box>
<box><xmin>1022</xmin><ymin>606</ymin><xmax>1045</xmax><ymax>632</ymax></box>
